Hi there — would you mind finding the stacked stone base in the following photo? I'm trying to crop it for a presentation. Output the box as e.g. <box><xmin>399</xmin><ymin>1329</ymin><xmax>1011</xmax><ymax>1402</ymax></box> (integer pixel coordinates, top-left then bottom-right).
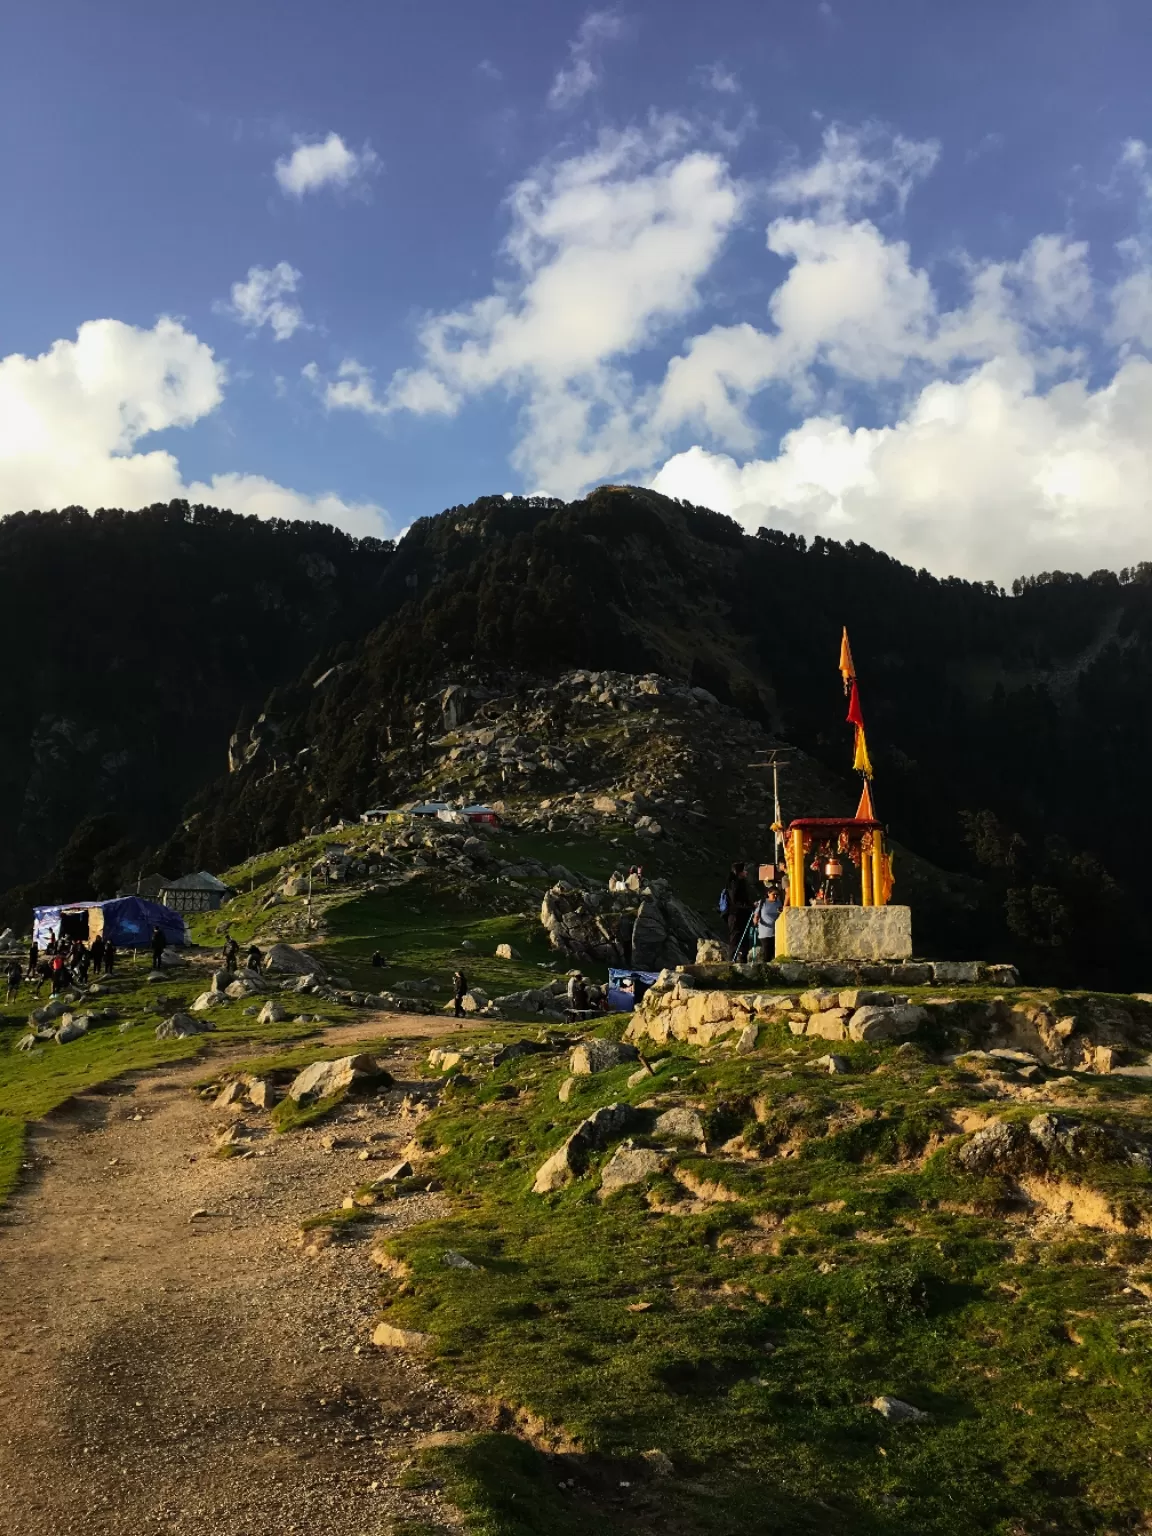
<box><xmin>679</xmin><ymin>958</ymin><xmax>1018</xmax><ymax>989</ymax></box>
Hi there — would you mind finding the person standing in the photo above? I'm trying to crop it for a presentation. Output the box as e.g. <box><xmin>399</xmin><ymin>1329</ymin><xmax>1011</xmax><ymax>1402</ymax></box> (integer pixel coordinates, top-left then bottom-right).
<box><xmin>5</xmin><ymin>960</ymin><xmax>22</xmax><ymax>1001</ymax></box>
<box><xmin>725</xmin><ymin>862</ymin><xmax>753</xmax><ymax>962</ymax></box>
<box><xmin>150</xmin><ymin>926</ymin><xmax>166</xmax><ymax>970</ymax></box>
<box><xmin>25</xmin><ymin>938</ymin><xmax>39</xmax><ymax>981</ymax></box>
<box><xmin>246</xmin><ymin>943</ymin><xmax>263</xmax><ymax>973</ymax></box>
<box><xmin>452</xmin><ymin>969</ymin><xmax>468</xmax><ymax>1018</ymax></box>
<box><xmin>753</xmin><ymin>884</ymin><xmax>784</xmax><ymax>960</ymax></box>
<box><xmin>103</xmin><ymin>941</ymin><xmax>117</xmax><ymax>975</ymax></box>
<box><xmin>224</xmin><ymin>936</ymin><xmax>240</xmax><ymax>972</ymax></box>
<box><xmin>89</xmin><ymin>933</ymin><xmax>105</xmax><ymax>975</ymax></box>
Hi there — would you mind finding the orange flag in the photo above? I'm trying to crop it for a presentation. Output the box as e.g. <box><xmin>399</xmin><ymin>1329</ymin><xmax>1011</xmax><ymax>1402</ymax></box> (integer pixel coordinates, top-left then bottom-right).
<box><xmin>838</xmin><ymin>627</ymin><xmax>855</xmax><ymax>692</ymax></box>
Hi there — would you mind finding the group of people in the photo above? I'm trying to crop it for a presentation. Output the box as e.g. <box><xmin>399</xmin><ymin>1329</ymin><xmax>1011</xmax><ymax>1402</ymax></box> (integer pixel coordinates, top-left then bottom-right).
<box><xmin>222</xmin><ymin>935</ymin><xmax>264</xmax><ymax>973</ymax></box>
<box><xmin>722</xmin><ymin>862</ymin><xmax>784</xmax><ymax>963</ymax></box>
<box><xmin>6</xmin><ymin>930</ymin><xmax>119</xmax><ymax>1000</ymax></box>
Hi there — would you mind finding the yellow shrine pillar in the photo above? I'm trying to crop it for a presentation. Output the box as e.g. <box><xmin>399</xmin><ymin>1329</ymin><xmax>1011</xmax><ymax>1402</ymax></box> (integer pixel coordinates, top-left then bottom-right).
<box><xmin>871</xmin><ymin>830</ymin><xmax>886</xmax><ymax>907</ymax></box>
<box><xmin>861</xmin><ymin>839</ymin><xmax>873</xmax><ymax>906</ymax></box>
<box><xmin>789</xmin><ymin>827</ymin><xmax>805</xmax><ymax>907</ymax></box>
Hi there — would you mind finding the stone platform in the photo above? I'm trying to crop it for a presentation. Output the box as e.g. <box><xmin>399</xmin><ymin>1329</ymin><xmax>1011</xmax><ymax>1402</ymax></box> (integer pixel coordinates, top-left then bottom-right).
<box><xmin>775</xmin><ymin>905</ymin><xmax>912</xmax><ymax>962</ymax></box>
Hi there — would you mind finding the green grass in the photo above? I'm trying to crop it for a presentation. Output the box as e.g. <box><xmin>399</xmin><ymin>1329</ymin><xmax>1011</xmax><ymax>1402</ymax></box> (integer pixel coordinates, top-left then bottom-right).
<box><xmin>368</xmin><ymin>1019</ymin><xmax>1152</xmax><ymax>1534</ymax></box>
<box><xmin>0</xmin><ymin>956</ymin><xmax>364</xmax><ymax>1208</ymax></box>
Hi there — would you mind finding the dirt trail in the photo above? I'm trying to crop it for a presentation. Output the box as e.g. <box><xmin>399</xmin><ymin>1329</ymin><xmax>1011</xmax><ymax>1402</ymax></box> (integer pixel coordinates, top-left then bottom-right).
<box><xmin>0</xmin><ymin>1017</ymin><xmax>478</xmax><ymax>1536</ymax></box>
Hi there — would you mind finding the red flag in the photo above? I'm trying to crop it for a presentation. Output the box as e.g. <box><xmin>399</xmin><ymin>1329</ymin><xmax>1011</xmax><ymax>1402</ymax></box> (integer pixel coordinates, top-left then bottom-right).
<box><xmin>846</xmin><ymin>680</ymin><xmax>865</xmax><ymax>729</ymax></box>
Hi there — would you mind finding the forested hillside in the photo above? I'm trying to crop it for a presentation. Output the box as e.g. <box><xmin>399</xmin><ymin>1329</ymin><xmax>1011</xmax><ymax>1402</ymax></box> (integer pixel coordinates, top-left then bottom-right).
<box><xmin>154</xmin><ymin>486</ymin><xmax>1152</xmax><ymax>988</ymax></box>
<box><xmin>0</xmin><ymin>501</ymin><xmax>393</xmax><ymax>900</ymax></box>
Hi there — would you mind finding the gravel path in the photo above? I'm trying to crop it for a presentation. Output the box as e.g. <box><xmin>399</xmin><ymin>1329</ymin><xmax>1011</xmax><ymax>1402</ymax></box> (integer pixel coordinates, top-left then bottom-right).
<box><xmin>0</xmin><ymin>1020</ymin><xmax>477</xmax><ymax>1535</ymax></box>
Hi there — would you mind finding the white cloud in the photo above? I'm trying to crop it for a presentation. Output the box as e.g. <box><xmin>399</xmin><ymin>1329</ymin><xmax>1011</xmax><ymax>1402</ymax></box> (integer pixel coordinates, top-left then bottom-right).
<box><xmin>769</xmin><ymin>122</ymin><xmax>939</xmax><ymax>219</ymax></box>
<box><xmin>699</xmin><ymin>63</ymin><xmax>739</xmax><ymax>94</ymax></box>
<box><xmin>653</xmin><ymin>351</ymin><xmax>1152</xmax><ymax>582</ymax></box>
<box><xmin>218</xmin><ymin>262</ymin><xmax>307</xmax><ymax>340</ymax></box>
<box><xmin>319</xmin><ymin>120</ymin><xmax>741</xmax><ymax>491</ymax></box>
<box><xmin>548</xmin><ymin>10</ymin><xmax>626</xmax><ymax>109</ymax></box>
<box><xmin>0</xmin><ymin>317</ymin><xmax>388</xmax><ymax>538</ymax></box>
<box><xmin>274</xmin><ymin>133</ymin><xmax>379</xmax><ymax>198</ymax></box>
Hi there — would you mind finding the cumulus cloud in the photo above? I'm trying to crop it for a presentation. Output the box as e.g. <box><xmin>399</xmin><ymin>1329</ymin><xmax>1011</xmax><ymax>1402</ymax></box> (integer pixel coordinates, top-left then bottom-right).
<box><xmin>652</xmin><ymin>352</ymin><xmax>1152</xmax><ymax>582</ymax></box>
<box><xmin>0</xmin><ymin>318</ymin><xmax>388</xmax><ymax>538</ymax></box>
<box><xmin>318</xmin><ymin>120</ymin><xmax>742</xmax><ymax>491</ymax></box>
<box><xmin>218</xmin><ymin>262</ymin><xmax>307</xmax><ymax>340</ymax></box>
<box><xmin>699</xmin><ymin>63</ymin><xmax>739</xmax><ymax>94</ymax></box>
<box><xmin>548</xmin><ymin>10</ymin><xmax>626</xmax><ymax>109</ymax></box>
<box><xmin>274</xmin><ymin>133</ymin><xmax>379</xmax><ymax>198</ymax></box>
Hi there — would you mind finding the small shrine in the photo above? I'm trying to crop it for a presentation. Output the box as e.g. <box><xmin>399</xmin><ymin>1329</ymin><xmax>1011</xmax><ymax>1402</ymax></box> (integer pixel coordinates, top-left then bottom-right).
<box><xmin>774</xmin><ymin>630</ymin><xmax>912</xmax><ymax>961</ymax></box>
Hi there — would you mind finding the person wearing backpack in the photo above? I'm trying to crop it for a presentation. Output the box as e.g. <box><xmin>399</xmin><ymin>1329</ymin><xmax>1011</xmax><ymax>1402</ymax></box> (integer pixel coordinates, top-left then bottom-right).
<box><xmin>724</xmin><ymin>862</ymin><xmax>753</xmax><ymax>962</ymax></box>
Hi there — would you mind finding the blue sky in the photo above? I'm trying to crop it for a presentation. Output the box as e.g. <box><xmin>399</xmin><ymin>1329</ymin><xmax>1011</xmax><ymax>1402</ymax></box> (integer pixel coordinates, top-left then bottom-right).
<box><xmin>3</xmin><ymin>0</ymin><xmax>1152</xmax><ymax>580</ymax></box>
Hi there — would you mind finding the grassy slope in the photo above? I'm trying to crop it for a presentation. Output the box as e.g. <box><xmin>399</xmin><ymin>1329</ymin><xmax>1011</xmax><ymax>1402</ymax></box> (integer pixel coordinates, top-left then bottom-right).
<box><xmin>0</xmin><ymin>950</ymin><xmax>357</xmax><ymax>1202</ymax></box>
<box><xmin>370</xmin><ymin>1015</ymin><xmax>1152</xmax><ymax>1535</ymax></box>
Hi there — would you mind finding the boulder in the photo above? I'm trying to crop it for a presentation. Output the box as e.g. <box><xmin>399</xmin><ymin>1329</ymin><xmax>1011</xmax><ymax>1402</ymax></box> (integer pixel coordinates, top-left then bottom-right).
<box><xmin>806</xmin><ymin>1008</ymin><xmax>850</xmax><ymax>1041</ymax></box>
<box><xmin>264</xmin><ymin>944</ymin><xmax>326</xmax><ymax>976</ymax></box>
<box><xmin>838</xmin><ymin>989</ymin><xmax>894</xmax><ymax>1011</ymax></box>
<box><xmin>492</xmin><ymin>1039</ymin><xmax>548</xmax><ymax>1067</ymax></box>
<box><xmin>696</xmin><ymin>938</ymin><xmax>727</xmax><ymax>964</ymax></box>
<box><xmin>799</xmin><ymin>989</ymin><xmax>841</xmax><ymax>1014</ymax></box>
<box><xmin>191</xmin><ymin>991</ymin><xmax>225</xmax><ymax>1011</ymax></box>
<box><xmin>55</xmin><ymin>1016</ymin><xmax>89</xmax><ymax>1045</ymax></box>
<box><xmin>494</xmin><ymin>943</ymin><xmax>519</xmax><ymax>960</ymax></box>
<box><xmin>600</xmin><ymin>1140</ymin><xmax>665</xmax><ymax>1193</ymax></box>
<box><xmin>257</xmin><ymin>1000</ymin><xmax>286</xmax><ymax>1025</ymax></box>
<box><xmin>372</xmin><ymin>1322</ymin><xmax>434</xmax><ymax>1351</ymax></box>
<box><xmin>286</xmin><ymin>1053</ymin><xmax>391</xmax><ymax>1104</ymax></box>
<box><xmin>532</xmin><ymin>1102</ymin><xmax>640</xmax><ymax>1193</ymax></box>
<box><xmin>735</xmin><ymin>1024</ymin><xmax>759</xmax><ymax>1055</ymax></box>
<box><xmin>156</xmin><ymin>1013</ymin><xmax>212</xmax><ymax>1040</ymax></box>
<box><xmin>225</xmin><ymin>980</ymin><xmax>258</xmax><ymax>999</ymax></box>
<box><xmin>211</xmin><ymin>969</ymin><xmax>231</xmax><ymax>992</ymax></box>
<box><xmin>872</xmin><ymin>1396</ymin><xmax>929</xmax><ymax>1423</ymax></box>
<box><xmin>214</xmin><ymin>1079</ymin><xmax>249</xmax><ymax>1107</ymax></box>
<box><xmin>32</xmin><ymin>1000</ymin><xmax>69</xmax><ymax>1024</ymax></box>
<box><xmin>375</xmin><ymin>1160</ymin><xmax>414</xmax><ymax>1182</ymax></box>
<box><xmin>653</xmin><ymin>1107</ymin><xmax>707</xmax><ymax>1145</ymax></box>
<box><xmin>558</xmin><ymin>1076</ymin><xmax>576</xmax><ymax>1102</ymax></box>
<box><xmin>956</xmin><ymin>1119</ymin><xmax>1036</xmax><ymax>1174</ymax></box>
<box><xmin>247</xmin><ymin>1078</ymin><xmax>278</xmax><ymax>1110</ymax></box>
<box><xmin>984</xmin><ymin>964</ymin><xmax>1020</xmax><ymax>986</ymax></box>
<box><xmin>848</xmin><ymin>1004</ymin><xmax>928</xmax><ymax>1043</ymax></box>
<box><xmin>570</xmin><ymin>1039</ymin><xmax>639</xmax><ymax>1075</ymax></box>
<box><xmin>147</xmin><ymin>970</ymin><xmax>167</xmax><ymax>983</ymax></box>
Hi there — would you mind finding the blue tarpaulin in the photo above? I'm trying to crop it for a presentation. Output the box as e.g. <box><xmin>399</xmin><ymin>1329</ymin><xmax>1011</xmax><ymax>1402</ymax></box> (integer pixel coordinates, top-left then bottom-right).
<box><xmin>606</xmin><ymin>967</ymin><xmax>661</xmax><ymax>1012</ymax></box>
<box><xmin>33</xmin><ymin>896</ymin><xmax>186</xmax><ymax>949</ymax></box>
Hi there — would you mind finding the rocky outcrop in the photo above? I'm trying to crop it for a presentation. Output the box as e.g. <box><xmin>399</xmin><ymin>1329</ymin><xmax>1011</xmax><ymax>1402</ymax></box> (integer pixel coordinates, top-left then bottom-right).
<box><xmin>539</xmin><ymin>880</ymin><xmax>708</xmax><ymax>969</ymax></box>
<box><xmin>264</xmin><ymin>944</ymin><xmax>327</xmax><ymax>976</ymax></box>
<box><xmin>532</xmin><ymin>1103</ymin><xmax>641</xmax><ymax>1193</ymax></box>
<box><xmin>155</xmin><ymin>1013</ymin><xmax>212</xmax><ymax>1040</ymax></box>
<box><xmin>570</xmin><ymin>1039</ymin><xmax>639</xmax><ymax>1075</ymax></box>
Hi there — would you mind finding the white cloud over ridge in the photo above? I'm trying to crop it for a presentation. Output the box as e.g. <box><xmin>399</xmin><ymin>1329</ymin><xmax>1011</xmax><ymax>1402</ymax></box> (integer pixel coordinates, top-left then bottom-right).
<box><xmin>0</xmin><ymin>318</ymin><xmax>387</xmax><ymax>538</ymax></box>
<box><xmin>275</xmin><ymin>133</ymin><xmax>379</xmax><ymax>198</ymax></box>
<box><xmin>318</xmin><ymin>117</ymin><xmax>1152</xmax><ymax>582</ymax></box>
<box><xmin>549</xmin><ymin>10</ymin><xmax>626</xmax><ymax>109</ymax></box>
<box><xmin>219</xmin><ymin>262</ymin><xmax>307</xmax><ymax>340</ymax></box>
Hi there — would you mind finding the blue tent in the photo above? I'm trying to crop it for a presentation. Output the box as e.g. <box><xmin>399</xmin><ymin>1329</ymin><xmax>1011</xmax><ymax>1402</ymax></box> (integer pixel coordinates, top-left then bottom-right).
<box><xmin>33</xmin><ymin>895</ymin><xmax>186</xmax><ymax>949</ymax></box>
<box><xmin>606</xmin><ymin>967</ymin><xmax>661</xmax><ymax>1011</ymax></box>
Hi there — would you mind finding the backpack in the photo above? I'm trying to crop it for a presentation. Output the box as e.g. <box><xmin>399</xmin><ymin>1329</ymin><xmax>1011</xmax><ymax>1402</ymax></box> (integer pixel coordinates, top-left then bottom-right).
<box><xmin>718</xmin><ymin>887</ymin><xmax>729</xmax><ymax>915</ymax></box>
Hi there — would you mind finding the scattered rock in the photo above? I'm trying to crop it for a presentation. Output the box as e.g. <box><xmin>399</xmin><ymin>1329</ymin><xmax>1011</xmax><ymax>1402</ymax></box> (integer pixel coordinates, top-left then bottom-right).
<box><xmin>264</xmin><ymin>944</ymin><xmax>326</xmax><ymax>976</ymax></box>
<box><xmin>570</xmin><ymin>1038</ymin><xmax>639</xmax><ymax>1075</ymax></box>
<box><xmin>532</xmin><ymin>1102</ymin><xmax>640</xmax><ymax>1193</ymax></box>
<box><xmin>558</xmin><ymin>1076</ymin><xmax>576</xmax><ymax>1102</ymax></box>
<box><xmin>735</xmin><ymin>1024</ymin><xmax>759</xmax><ymax>1054</ymax></box>
<box><xmin>375</xmin><ymin>1160</ymin><xmax>414</xmax><ymax>1182</ymax></box>
<box><xmin>838</xmin><ymin>989</ymin><xmax>894</xmax><ymax>1011</ymax></box>
<box><xmin>214</xmin><ymin>1079</ymin><xmax>249</xmax><ymax>1108</ymax></box>
<box><xmin>155</xmin><ymin>1013</ymin><xmax>212</xmax><ymax>1040</ymax></box>
<box><xmin>494</xmin><ymin>943</ymin><xmax>519</xmax><ymax>960</ymax></box>
<box><xmin>806</xmin><ymin>1008</ymin><xmax>850</xmax><ymax>1041</ymax></box>
<box><xmin>54</xmin><ymin>1016</ymin><xmax>90</xmax><ymax>1045</ymax></box>
<box><xmin>815</xmin><ymin>1053</ymin><xmax>851</xmax><ymax>1074</ymax></box>
<box><xmin>696</xmin><ymin>938</ymin><xmax>727</xmax><ymax>964</ymax></box>
<box><xmin>848</xmin><ymin>1004</ymin><xmax>928</xmax><ymax>1043</ymax></box>
<box><xmin>191</xmin><ymin>990</ymin><xmax>226</xmax><ymax>1011</ymax></box>
<box><xmin>286</xmin><ymin>1054</ymin><xmax>391</xmax><ymax>1104</ymax></box>
<box><xmin>641</xmin><ymin>1449</ymin><xmax>675</xmax><ymax>1477</ymax></box>
<box><xmin>372</xmin><ymin>1322</ymin><xmax>434</xmax><ymax>1350</ymax></box>
<box><xmin>872</xmin><ymin>1396</ymin><xmax>929</xmax><ymax>1422</ymax></box>
<box><xmin>653</xmin><ymin>1107</ymin><xmax>707</xmax><ymax>1145</ymax></box>
<box><xmin>247</xmin><ymin>1078</ymin><xmax>278</xmax><ymax>1110</ymax></box>
<box><xmin>257</xmin><ymin>1000</ymin><xmax>286</xmax><ymax>1025</ymax></box>
<box><xmin>600</xmin><ymin>1140</ymin><xmax>665</xmax><ymax>1193</ymax></box>
<box><xmin>442</xmin><ymin>1250</ymin><xmax>478</xmax><ymax>1270</ymax></box>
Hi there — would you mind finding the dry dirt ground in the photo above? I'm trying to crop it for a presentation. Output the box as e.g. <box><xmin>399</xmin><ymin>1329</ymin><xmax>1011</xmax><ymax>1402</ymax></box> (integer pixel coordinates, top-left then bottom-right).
<box><xmin>0</xmin><ymin>1016</ymin><xmax>482</xmax><ymax>1536</ymax></box>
